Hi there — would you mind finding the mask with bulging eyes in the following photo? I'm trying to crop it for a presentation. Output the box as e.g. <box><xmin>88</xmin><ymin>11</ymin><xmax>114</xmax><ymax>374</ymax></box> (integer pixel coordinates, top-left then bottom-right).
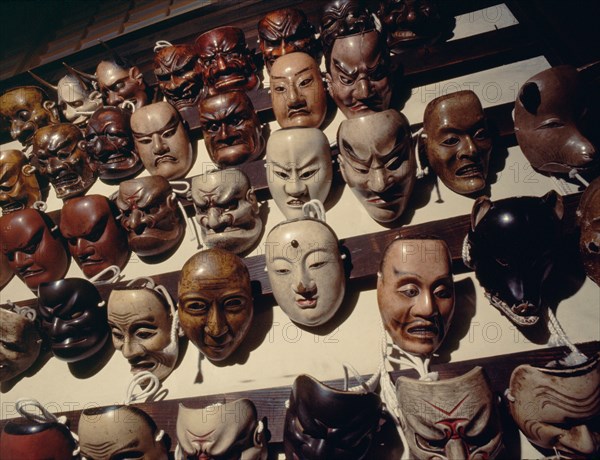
<box><xmin>78</xmin><ymin>405</ymin><xmax>169</xmax><ymax>460</ymax></box>
<box><xmin>0</xmin><ymin>86</ymin><xmax>59</xmax><ymax>147</ymax></box>
<box><xmin>266</xmin><ymin>128</ymin><xmax>332</xmax><ymax>219</ymax></box>
<box><xmin>115</xmin><ymin>175</ymin><xmax>185</xmax><ymax>259</ymax></box>
<box><xmin>0</xmin><ymin>149</ymin><xmax>43</xmax><ymax>215</ymax></box>
<box><xmin>195</xmin><ymin>26</ymin><xmax>259</xmax><ymax>94</ymax></box>
<box><xmin>30</xmin><ymin>123</ymin><xmax>97</xmax><ymax>200</ymax></box>
<box><xmin>0</xmin><ymin>308</ymin><xmax>42</xmax><ymax>382</ymax></box>
<box><xmin>96</xmin><ymin>60</ymin><xmax>149</xmax><ymax>110</ymax></box>
<box><xmin>59</xmin><ymin>194</ymin><xmax>130</xmax><ymax>279</ymax></box>
<box><xmin>83</xmin><ymin>106</ymin><xmax>143</xmax><ymax>183</ymax></box>
<box><xmin>258</xmin><ymin>7</ymin><xmax>318</xmax><ymax>73</ymax></box>
<box><xmin>0</xmin><ymin>208</ymin><xmax>70</xmax><ymax>291</ymax></box>
<box><xmin>421</xmin><ymin>90</ymin><xmax>492</xmax><ymax>196</ymax></box>
<box><xmin>131</xmin><ymin>101</ymin><xmax>195</xmax><ymax>181</ymax></box>
<box><xmin>176</xmin><ymin>399</ymin><xmax>268</xmax><ymax>460</ymax></box>
<box><xmin>396</xmin><ymin>366</ymin><xmax>504</xmax><ymax>459</ymax></box>
<box><xmin>514</xmin><ymin>65</ymin><xmax>598</xmax><ymax>176</ymax></box>
<box><xmin>265</xmin><ymin>218</ymin><xmax>345</xmax><ymax>327</ymax></box>
<box><xmin>508</xmin><ymin>354</ymin><xmax>600</xmax><ymax>458</ymax></box>
<box><xmin>337</xmin><ymin>109</ymin><xmax>415</xmax><ymax>223</ymax></box>
<box><xmin>37</xmin><ymin>277</ymin><xmax>109</xmax><ymax>362</ymax></box>
<box><xmin>190</xmin><ymin>169</ymin><xmax>262</xmax><ymax>255</ymax></box>
<box><xmin>0</xmin><ymin>420</ymin><xmax>78</xmax><ymax>460</ymax></box>
<box><xmin>177</xmin><ymin>248</ymin><xmax>253</xmax><ymax>361</ymax></box>
<box><xmin>464</xmin><ymin>191</ymin><xmax>564</xmax><ymax>327</ymax></box>
<box><xmin>199</xmin><ymin>91</ymin><xmax>265</xmax><ymax>168</ymax></box>
<box><xmin>284</xmin><ymin>374</ymin><xmax>382</xmax><ymax>460</ymax></box>
<box><xmin>577</xmin><ymin>177</ymin><xmax>600</xmax><ymax>286</ymax></box>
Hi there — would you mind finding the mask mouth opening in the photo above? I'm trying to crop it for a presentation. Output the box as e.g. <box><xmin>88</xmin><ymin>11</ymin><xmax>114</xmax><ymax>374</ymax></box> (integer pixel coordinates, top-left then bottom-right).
<box><xmin>484</xmin><ymin>291</ymin><xmax>540</xmax><ymax>326</ymax></box>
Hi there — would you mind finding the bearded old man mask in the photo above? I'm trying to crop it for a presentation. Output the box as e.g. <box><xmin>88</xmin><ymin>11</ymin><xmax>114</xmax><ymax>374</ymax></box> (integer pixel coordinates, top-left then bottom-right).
<box><xmin>0</xmin><ymin>149</ymin><xmax>43</xmax><ymax>214</ymax></box>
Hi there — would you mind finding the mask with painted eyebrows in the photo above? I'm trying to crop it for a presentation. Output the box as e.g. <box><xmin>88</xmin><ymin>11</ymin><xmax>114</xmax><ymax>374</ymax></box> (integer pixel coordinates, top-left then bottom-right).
<box><xmin>0</xmin><ymin>149</ymin><xmax>43</xmax><ymax>215</ymax></box>
<box><xmin>320</xmin><ymin>0</ymin><xmax>376</xmax><ymax>55</ymax></box>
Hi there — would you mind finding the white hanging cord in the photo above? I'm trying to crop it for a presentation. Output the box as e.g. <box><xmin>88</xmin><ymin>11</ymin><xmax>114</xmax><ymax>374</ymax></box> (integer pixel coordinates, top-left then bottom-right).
<box><xmin>120</xmin><ymin>100</ymin><xmax>136</xmax><ymax>113</ymax></box>
<box><xmin>170</xmin><ymin>181</ymin><xmax>190</xmax><ymax>196</ymax></box>
<box><xmin>569</xmin><ymin>168</ymin><xmax>590</xmax><ymax>187</ymax></box>
<box><xmin>302</xmin><ymin>199</ymin><xmax>326</xmax><ymax>222</ymax></box>
<box><xmin>32</xmin><ymin>201</ymin><xmax>47</xmax><ymax>212</ymax></box>
<box><xmin>153</xmin><ymin>40</ymin><xmax>173</xmax><ymax>52</ymax></box>
<box><xmin>125</xmin><ymin>371</ymin><xmax>162</xmax><ymax>404</ymax></box>
<box><xmin>7</xmin><ymin>300</ymin><xmax>37</xmax><ymax>321</ymax></box>
<box><xmin>413</xmin><ymin>128</ymin><xmax>429</xmax><ymax>179</ymax></box>
<box><xmin>154</xmin><ymin>283</ymin><xmax>184</xmax><ymax>338</ymax></box>
<box><xmin>174</xmin><ymin>192</ymin><xmax>202</xmax><ymax>249</ymax></box>
<box><xmin>88</xmin><ymin>265</ymin><xmax>121</xmax><ymax>285</ymax></box>
<box><xmin>342</xmin><ymin>362</ymin><xmax>371</xmax><ymax>393</ymax></box>
<box><xmin>546</xmin><ymin>309</ymin><xmax>588</xmax><ymax>366</ymax></box>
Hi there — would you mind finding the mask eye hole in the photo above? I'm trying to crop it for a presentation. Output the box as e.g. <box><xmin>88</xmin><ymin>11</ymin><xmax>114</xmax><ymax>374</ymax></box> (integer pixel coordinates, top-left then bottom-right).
<box><xmin>587</xmin><ymin>242</ymin><xmax>600</xmax><ymax>253</ymax></box>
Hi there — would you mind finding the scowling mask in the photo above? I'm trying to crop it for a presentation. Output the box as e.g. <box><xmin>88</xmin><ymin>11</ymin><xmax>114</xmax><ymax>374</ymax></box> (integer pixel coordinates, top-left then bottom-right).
<box><xmin>131</xmin><ymin>101</ymin><xmax>194</xmax><ymax>181</ymax></box>
<box><xmin>0</xmin><ymin>149</ymin><xmax>43</xmax><ymax>214</ymax></box>
<box><xmin>0</xmin><ymin>86</ymin><xmax>59</xmax><ymax>147</ymax></box>
<box><xmin>176</xmin><ymin>399</ymin><xmax>268</xmax><ymax>460</ymax></box>
<box><xmin>270</xmin><ymin>52</ymin><xmax>326</xmax><ymax>129</ymax></box>
<box><xmin>190</xmin><ymin>169</ymin><xmax>262</xmax><ymax>255</ymax></box>
<box><xmin>79</xmin><ymin>405</ymin><xmax>168</xmax><ymax>460</ymax></box>
<box><xmin>266</xmin><ymin>218</ymin><xmax>345</xmax><ymax>327</ymax></box>
<box><xmin>422</xmin><ymin>90</ymin><xmax>492</xmax><ymax>196</ymax></box>
<box><xmin>37</xmin><ymin>277</ymin><xmax>109</xmax><ymax>362</ymax></box>
<box><xmin>199</xmin><ymin>91</ymin><xmax>264</xmax><ymax>168</ymax></box>
<box><xmin>59</xmin><ymin>194</ymin><xmax>130</xmax><ymax>279</ymax></box>
<box><xmin>108</xmin><ymin>284</ymin><xmax>180</xmax><ymax>382</ymax></box>
<box><xmin>115</xmin><ymin>175</ymin><xmax>185</xmax><ymax>259</ymax></box>
<box><xmin>153</xmin><ymin>43</ymin><xmax>204</xmax><ymax>110</ymax></box>
<box><xmin>396</xmin><ymin>366</ymin><xmax>503</xmax><ymax>459</ymax></box>
<box><xmin>507</xmin><ymin>355</ymin><xmax>600</xmax><ymax>458</ymax></box>
<box><xmin>178</xmin><ymin>248</ymin><xmax>253</xmax><ymax>361</ymax></box>
<box><xmin>30</xmin><ymin>123</ymin><xmax>97</xmax><ymax>200</ymax></box>
<box><xmin>195</xmin><ymin>26</ymin><xmax>259</xmax><ymax>94</ymax></box>
<box><xmin>377</xmin><ymin>238</ymin><xmax>454</xmax><ymax>357</ymax></box>
<box><xmin>96</xmin><ymin>60</ymin><xmax>148</xmax><ymax>109</ymax></box>
<box><xmin>514</xmin><ymin>66</ymin><xmax>598</xmax><ymax>175</ymax></box>
<box><xmin>325</xmin><ymin>30</ymin><xmax>392</xmax><ymax>119</ymax></box>
<box><xmin>0</xmin><ymin>308</ymin><xmax>42</xmax><ymax>382</ymax></box>
<box><xmin>464</xmin><ymin>192</ymin><xmax>564</xmax><ymax>327</ymax></box>
<box><xmin>1</xmin><ymin>421</ymin><xmax>78</xmax><ymax>460</ymax></box>
<box><xmin>577</xmin><ymin>177</ymin><xmax>600</xmax><ymax>286</ymax></box>
<box><xmin>266</xmin><ymin>128</ymin><xmax>332</xmax><ymax>219</ymax></box>
<box><xmin>284</xmin><ymin>374</ymin><xmax>382</xmax><ymax>460</ymax></box>
<box><xmin>320</xmin><ymin>0</ymin><xmax>376</xmax><ymax>56</ymax></box>
<box><xmin>83</xmin><ymin>106</ymin><xmax>143</xmax><ymax>183</ymax></box>
<box><xmin>338</xmin><ymin>109</ymin><xmax>415</xmax><ymax>223</ymax></box>
<box><xmin>0</xmin><ymin>208</ymin><xmax>70</xmax><ymax>291</ymax></box>
<box><xmin>258</xmin><ymin>7</ymin><xmax>318</xmax><ymax>73</ymax></box>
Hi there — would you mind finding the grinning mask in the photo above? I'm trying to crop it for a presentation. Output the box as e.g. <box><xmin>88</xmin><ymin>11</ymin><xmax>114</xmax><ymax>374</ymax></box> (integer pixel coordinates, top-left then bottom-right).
<box><xmin>115</xmin><ymin>175</ymin><xmax>185</xmax><ymax>259</ymax></box>
<box><xmin>30</xmin><ymin>123</ymin><xmax>97</xmax><ymax>200</ymax></box>
<box><xmin>56</xmin><ymin>73</ymin><xmax>102</xmax><ymax>127</ymax></box>
<box><xmin>0</xmin><ymin>86</ymin><xmax>59</xmax><ymax>147</ymax></box>
<box><xmin>266</xmin><ymin>128</ymin><xmax>332</xmax><ymax>219</ymax></box>
<box><xmin>108</xmin><ymin>284</ymin><xmax>180</xmax><ymax>382</ymax></box>
<box><xmin>270</xmin><ymin>52</ymin><xmax>326</xmax><ymax>129</ymax></box>
<box><xmin>396</xmin><ymin>366</ymin><xmax>504</xmax><ymax>459</ymax></box>
<box><xmin>176</xmin><ymin>399</ymin><xmax>268</xmax><ymax>460</ymax></box>
<box><xmin>508</xmin><ymin>355</ymin><xmax>600</xmax><ymax>458</ymax></box>
<box><xmin>514</xmin><ymin>66</ymin><xmax>598</xmax><ymax>175</ymax></box>
<box><xmin>284</xmin><ymin>374</ymin><xmax>382</xmax><ymax>460</ymax></box>
<box><xmin>190</xmin><ymin>169</ymin><xmax>262</xmax><ymax>255</ymax></box>
<box><xmin>422</xmin><ymin>90</ymin><xmax>491</xmax><ymax>195</ymax></box>
<box><xmin>0</xmin><ymin>149</ymin><xmax>43</xmax><ymax>214</ymax></box>
<box><xmin>0</xmin><ymin>208</ymin><xmax>70</xmax><ymax>291</ymax></box>
<box><xmin>464</xmin><ymin>192</ymin><xmax>564</xmax><ymax>327</ymax></box>
<box><xmin>265</xmin><ymin>218</ymin><xmax>345</xmax><ymax>327</ymax></box>
<box><xmin>0</xmin><ymin>308</ymin><xmax>42</xmax><ymax>382</ymax></box>
<box><xmin>258</xmin><ymin>7</ymin><xmax>318</xmax><ymax>73</ymax></box>
<box><xmin>131</xmin><ymin>101</ymin><xmax>194</xmax><ymax>180</ymax></box>
<box><xmin>83</xmin><ymin>106</ymin><xmax>143</xmax><ymax>183</ymax></box>
<box><xmin>577</xmin><ymin>177</ymin><xmax>600</xmax><ymax>286</ymax></box>
<box><xmin>96</xmin><ymin>60</ymin><xmax>148</xmax><ymax>110</ymax></box>
<box><xmin>325</xmin><ymin>29</ymin><xmax>392</xmax><ymax>119</ymax></box>
<box><xmin>338</xmin><ymin>109</ymin><xmax>415</xmax><ymax>223</ymax></box>
<box><xmin>377</xmin><ymin>238</ymin><xmax>454</xmax><ymax>357</ymax></box>
<box><xmin>199</xmin><ymin>91</ymin><xmax>264</xmax><ymax>168</ymax></box>
<box><xmin>37</xmin><ymin>277</ymin><xmax>109</xmax><ymax>362</ymax></box>
<box><xmin>0</xmin><ymin>421</ymin><xmax>78</xmax><ymax>460</ymax></box>
<box><xmin>78</xmin><ymin>405</ymin><xmax>168</xmax><ymax>460</ymax></box>
<box><xmin>195</xmin><ymin>27</ymin><xmax>259</xmax><ymax>94</ymax></box>
<box><xmin>178</xmin><ymin>248</ymin><xmax>253</xmax><ymax>361</ymax></box>
<box><xmin>59</xmin><ymin>194</ymin><xmax>130</xmax><ymax>279</ymax></box>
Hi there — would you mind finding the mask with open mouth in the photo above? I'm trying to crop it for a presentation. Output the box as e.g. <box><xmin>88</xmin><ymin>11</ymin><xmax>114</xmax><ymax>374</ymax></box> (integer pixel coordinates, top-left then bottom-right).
<box><xmin>577</xmin><ymin>177</ymin><xmax>600</xmax><ymax>286</ymax></box>
<box><xmin>0</xmin><ymin>149</ymin><xmax>43</xmax><ymax>215</ymax></box>
<box><xmin>0</xmin><ymin>308</ymin><xmax>42</xmax><ymax>383</ymax></box>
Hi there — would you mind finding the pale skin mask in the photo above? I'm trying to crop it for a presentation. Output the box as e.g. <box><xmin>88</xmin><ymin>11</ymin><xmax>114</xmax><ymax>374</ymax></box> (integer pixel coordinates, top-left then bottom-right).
<box><xmin>0</xmin><ymin>308</ymin><xmax>41</xmax><ymax>383</ymax></box>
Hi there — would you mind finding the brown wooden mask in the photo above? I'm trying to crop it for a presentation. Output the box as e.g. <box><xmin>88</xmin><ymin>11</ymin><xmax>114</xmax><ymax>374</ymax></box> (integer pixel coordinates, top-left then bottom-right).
<box><xmin>320</xmin><ymin>0</ymin><xmax>376</xmax><ymax>56</ymax></box>
<box><xmin>0</xmin><ymin>149</ymin><xmax>43</xmax><ymax>214</ymax></box>
<box><xmin>59</xmin><ymin>194</ymin><xmax>130</xmax><ymax>279</ymax></box>
<box><xmin>0</xmin><ymin>208</ymin><xmax>70</xmax><ymax>291</ymax></box>
<box><xmin>195</xmin><ymin>26</ymin><xmax>259</xmax><ymax>94</ymax></box>
<box><xmin>199</xmin><ymin>91</ymin><xmax>264</xmax><ymax>168</ymax></box>
<box><xmin>96</xmin><ymin>60</ymin><xmax>148</xmax><ymax>109</ymax></box>
<box><xmin>1</xmin><ymin>421</ymin><xmax>77</xmax><ymax>460</ymax></box>
<box><xmin>178</xmin><ymin>248</ymin><xmax>253</xmax><ymax>361</ymax></box>
<box><xmin>0</xmin><ymin>86</ymin><xmax>59</xmax><ymax>147</ymax></box>
<box><xmin>258</xmin><ymin>7</ymin><xmax>318</xmax><ymax>73</ymax></box>
<box><xmin>31</xmin><ymin>123</ymin><xmax>97</xmax><ymax>200</ymax></box>
<box><xmin>0</xmin><ymin>308</ymin><xmax>42</xmax><ymax>382</ymax></box>
<box><xmin>577</xmin><ymin>177</ymin><xmax>600</xmax><ymax>286</ymax></box>
<box><xmin>0</xmin><ymin>252</ymin><xmax>14</xmax><ymax>290</ymax></box>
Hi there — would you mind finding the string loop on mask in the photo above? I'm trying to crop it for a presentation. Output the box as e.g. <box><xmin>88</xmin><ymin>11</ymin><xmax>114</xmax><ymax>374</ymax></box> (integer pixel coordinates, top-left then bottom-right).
<box><xmin>342</xmin><ymin>362</ymin><xmax>372</xmax><ymax>393</ymax></box>
<box><xmin>414</xmin><ymin>128</ymin><xmax>429</xmax><ymax>179</ymax></box>
<box><xmin>153</xmin><ymin>40</ymin><xmax>173</xmax><ymax>52</ymax></box>
<box><xmin>175</xmin><ymin>192</ymin><xmax>203</xmax><ymax>250</ymax></box>
<box><xmin>7</xmin><ymin>301</ymin><xmax>37</xmax><ymax>321</ymax></box>
<box><xmin>32</xmin><ymin>200</ymin><xmax>47</xmax><ymax>212</ymax></box>
<box><xmin>89</xmin><ymin>265</ymin><xmax>122</xmax><ymax>285</ymax></box>
<box><xmin>120</xmin><ymin>100</ymin><xmax>136</xmax><ymax>113</ymax></box>
<box><xmin>125</xmin><ymin>371</ymin><xmax>162</xmax><ymax>404</ymax></box>
<box><xmin>568</xmin><ymin>168</ymin><xmax>590</xmax><ymax>187</ymax></box>
<box><xmin>302</xmin><ymin>199</ymin><xmax>326</xmax><ymax>222</ymax></box>
<box><xmin>545</xmin><ymin>308</ymin><xmax>588</xmax><ymax>366</ymax></box>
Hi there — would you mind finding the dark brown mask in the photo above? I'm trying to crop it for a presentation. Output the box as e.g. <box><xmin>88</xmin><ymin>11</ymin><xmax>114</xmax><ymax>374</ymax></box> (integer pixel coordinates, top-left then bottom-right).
<box><xmin>577</xmin><ymin>177</ymin><xmax>600</xmax><ymax>286</ymax></box>
<box><xmin>96</xmin><ymin>60</ymin><xmax>148</xmax><ymax>109</ymax></box>
<box><xmin>320</xmin><ymin>0</ymin><xmax>376</xmax><ymax>55</ymax></box>
<box><xmin>1</xmin><ymin>421</ymin><xmax>77</xmax><ymax>460</ymax></box>
<box><xmin>0</xmin><ymin>149</ymin><xmax>43</xmax><ymax>214</ymax></box>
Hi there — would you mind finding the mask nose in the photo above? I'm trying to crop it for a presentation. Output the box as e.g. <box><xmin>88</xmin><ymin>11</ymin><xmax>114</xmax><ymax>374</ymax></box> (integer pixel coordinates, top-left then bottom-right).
<box><xmin>284</xmin><ymin>177</ymin><xmax>308</xmax><ymax>197</ymax></box>
<box><xmin>152</xmin><ymin>133</ymin><xmax>169</xmax><ymax>155</ymax></box>
<box><xmin>122</xmin><ymin>338</ymin><xmax>144</xmax><ymax>360</ymax></box>
<box><xmin>216</xmin><ymin>55</ymin><xmax>227</xmax><ymax>72</ymax></box>
<box><xmin>205</xmin><ymin>305</ymin><xmax>228</xmax><ymax>338</ymax></box>
<box><xmin>367</xmin><ymin>167</ymin><xmax>389</xmax><ymax>193</ymax></box>
<box><xmin>46</xmin><ymin>156</ymin><xmax>67</xmax><ymax>176</ymax></box>
<box><xmin>457</xmin><ymin>136</ymin><xmax>478</xmax><ymax>159</ymax></box>
<box><xmin>106</xmin><ymin>91</ymin><xmax>123</xmax><ymax>106</ymax></box>
<box><xmin>353</xmin><ymin>78</ymin><xmax>371</xmax><ymax>100</ymax></box>
<box><xmin>563</xmin><ymin>132</ymin><xmax>597</xmax><ymax>166</ymax></box>
<box><xmin>207</xmin><ymin>207</ymin><xmax>228</xmax><ymax>232</ymax></box>
<box><xmin>127</xmin><ymin>209</ymin><xmax>145</xmax><ymax>233</ymax></box>
<box><xmin>412</xmin><ymin>290</ymin><xmax>436</xmax><ymax>318</ymax></box>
